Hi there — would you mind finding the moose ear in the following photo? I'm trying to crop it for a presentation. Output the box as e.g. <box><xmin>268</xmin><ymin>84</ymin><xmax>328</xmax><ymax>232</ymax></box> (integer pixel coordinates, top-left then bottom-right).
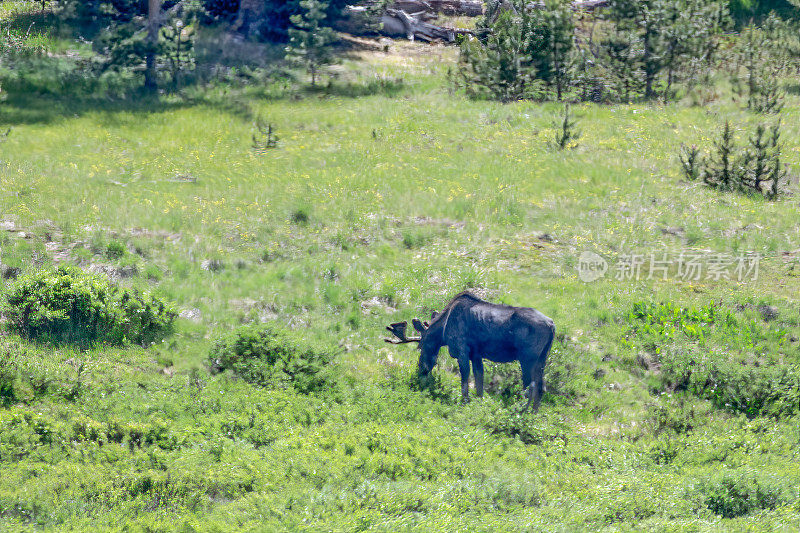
<box><xmin>412</xmin><ymin>318</ymin><xmax>426</xmax><ymax>334</ymax></box>
<box><xmin>431</xmin><ymin>311</ymin><xmax>439</xmax><ymax>320</ymax></box>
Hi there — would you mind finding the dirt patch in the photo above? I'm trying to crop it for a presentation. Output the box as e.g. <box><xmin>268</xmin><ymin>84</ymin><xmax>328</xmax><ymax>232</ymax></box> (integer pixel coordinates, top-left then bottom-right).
<box><xmin>179</xmin><ymin>308</ymin><xmax>203</xmax><ymax>323</ymax></box>
<box><xmin>88</xmin><ymin>263</ymin><xmax>138</xmax><ymax>281</ymax></box>
<box><xmin>360</xmin><ymin>296</ymin><xmax>397</xmax><ymax>315</ymax></box>
<box><xmin>410</xmin><ymin>216</ymin><xmax>466</xmax><ymax>229</ymax></box>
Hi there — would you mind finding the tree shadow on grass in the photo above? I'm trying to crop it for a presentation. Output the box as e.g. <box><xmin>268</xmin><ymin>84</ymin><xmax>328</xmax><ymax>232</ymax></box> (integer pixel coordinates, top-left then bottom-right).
<box><xmin>305</xmin><ymin>77</ymin><xmax>406</xmax><ymax>98</ymax></box>
<box><xmin>0</xmin><ymin>91</ymin><xmax>193</xmax><ymax>126</ymax></box>
<box><xmin>0</xmin><ymin>72</ymin><xmax>409</xmax><ymax>127</ymax></box>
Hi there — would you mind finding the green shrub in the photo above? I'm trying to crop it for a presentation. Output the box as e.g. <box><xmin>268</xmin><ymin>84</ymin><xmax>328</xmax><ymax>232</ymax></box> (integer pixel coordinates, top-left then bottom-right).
<box><xmin>3</xmin><ymin>265</ymin><xmax>176</xmax><ymax>347</ymax></box>
<box><xmin>208</xmin><ymin>325</ymin><xmax>334</xmax><ymax>393</ymax></box>
<box><xmin>489</xmin><ymin>410</ymin><xmax>570</xmax><ymax>445</ymax></box>
<box><xmin>0</xmin><ymin>340</ymin><xmax>84</xmax><ymax>406</ymax></box>
<box><xmin>700</xmin><ymin>470</ymin><xmax>786</xmax><ymax>518</ymax></box>
<box><xmin>291</xmin><ymin>206</ymin><xmax>310</xmax><ymax>224</ymax></box>
<box><xmin>105</xmin><ymin>240</ymin><xmax>126</xmax><ymax>259</ymax></box>
<box><xmin>661</xmin><ymin>351</ymin><xmax>800</xmax><ymax>418</ymax></box>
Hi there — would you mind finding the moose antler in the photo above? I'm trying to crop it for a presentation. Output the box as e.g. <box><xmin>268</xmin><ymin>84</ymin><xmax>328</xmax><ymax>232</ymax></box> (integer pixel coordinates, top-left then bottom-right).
<box><xmin>385</xmin><ymin>321</ymin><xmax>421</xmax><ymax>344</ymax></box>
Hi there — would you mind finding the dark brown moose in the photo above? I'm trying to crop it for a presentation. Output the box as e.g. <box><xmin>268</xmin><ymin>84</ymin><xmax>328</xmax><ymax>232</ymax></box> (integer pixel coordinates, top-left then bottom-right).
<box><xmin>386</xmin><ymin>291</ymin><xmax>555</xmax><ymax>411</ymax></box>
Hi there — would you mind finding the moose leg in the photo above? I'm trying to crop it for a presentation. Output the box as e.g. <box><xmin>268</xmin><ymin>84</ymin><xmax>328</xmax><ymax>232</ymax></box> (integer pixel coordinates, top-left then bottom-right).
<box><xmin>530</xmin><ymin>367</ymin><xmax>545</xmax><ymax>412</ymax></box>
<box><xmin>457</xmin><ymin>356</ymin><xmax>471</xmax><ymax>404</ymax></box>
<box><xmin>449</xmin><ymin>344</ymin><xmax>471</xmax><ymax>404</ymax></box>
<box><xmin>521</xmin><ymin>360</ymin><xmax>546</xmax><ymax>413</ymax></box>
<box><xmin>471</xmin><ymin>357</ymin><xmax>484</xmax><ymax>398</ymax></box>
<box><xmin>520</xmin><ymin>359</ymin><xmax>539</xmax><ymax>412</ymax></box>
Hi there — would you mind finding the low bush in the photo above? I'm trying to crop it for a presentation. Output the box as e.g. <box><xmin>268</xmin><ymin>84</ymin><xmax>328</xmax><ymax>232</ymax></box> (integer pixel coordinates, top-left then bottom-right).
<box><xmin>489</xmin><ymin>410</ymin><xmax>571</xmax><ymax>445</ymax></box>
<box><xmin>699</xmin><ymin>470</ymin><xmax>787</xmax><ymax>518</ymax></box>
<box><xmin>208</xmin><ymin>325</ymin><xmax>334</xmax><ymax>393</ymax></box>
<box><xmin>3</xmin><ymin>265</ymin><xmax>176</xmax><ymax>347</ymax></box>
<box><xmin>661</xmin><ymin>350</ymin><xmax>800</xmax><ymax>418</ymax></box>
<box><xmin>0</xmin><ymin>340</ymin><xmax>84</xmax><ymax>406</ymax></box>
<box><xmin>628</xmin><ymin>301</ymin><xmax>800</xmax><ymax>417</ymax></box>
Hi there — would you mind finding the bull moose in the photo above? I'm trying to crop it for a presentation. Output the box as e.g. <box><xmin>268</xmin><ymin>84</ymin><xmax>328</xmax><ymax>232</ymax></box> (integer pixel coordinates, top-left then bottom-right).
<box><xmin>385</xmin><ymin>291</ymin><xmax>555</xmax><ymax>411</ymax></box>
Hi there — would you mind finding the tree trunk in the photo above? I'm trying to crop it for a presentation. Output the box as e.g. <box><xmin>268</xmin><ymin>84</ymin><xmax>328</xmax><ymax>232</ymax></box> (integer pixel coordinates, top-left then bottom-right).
<box><xmin>145</xmin><ymin>0</ymin><xmax>160</xmax><ymax>92</ymax></box>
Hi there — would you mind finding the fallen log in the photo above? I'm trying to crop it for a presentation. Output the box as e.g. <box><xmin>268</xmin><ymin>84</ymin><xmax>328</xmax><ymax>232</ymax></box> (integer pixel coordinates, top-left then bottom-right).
<box><xmin>382</xmin><ymin>8</ymin><xmax>457</xmax><ymax>41</ymax></box>
<box><xmin>338</xmin><ymin>0</ymin><xmax>608</xmax><ymax>44</ymax></box>
<box><xmin>528</xmin><ymin>0</ymin><xmax>609</xmax><ymax>9</ymax></box>
<box><xmin>338</xmin><ymin>5</ymin><xmax>471</xmax><ymax>42</ymax></box>
<box><xmin>393</xmin><ymin>0</ymin><xmax>484</xmax><ymax>16</ymax></box>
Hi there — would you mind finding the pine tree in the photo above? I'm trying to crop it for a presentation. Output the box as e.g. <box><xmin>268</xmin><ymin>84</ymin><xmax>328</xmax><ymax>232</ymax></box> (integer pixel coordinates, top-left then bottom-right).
<box><xmin>735</xmin><ymin>22</ymin><xmax>785</xmax><ymax>114</ymax></box>
<box><xmin>553</xmin><ymin>103</ymin><xmax>581</xmax><ymax>150</ymax></box>
<box><xmin>741</xmin><ymin>124</ymin><xmax>770</xmax><ymax>192</ymax></box>
<box><xmin>602</xmin><ymin>27</ymin><xmax>644</xmax><ymax>102</ymax></box>
<box><xmin>606</xmin><ymin>0</ymin><xmax>667</xmax><ymax>99</ymax></box>
<box><xmin>285</xmin><ymin>0</ymin><xmax>338</xmax><ymax>87</ymax></box>
<box><xmin>604</xmin><ymin>0</ymin><xmax>727</xmax><ymax>101</ymax></box>
<box><xmin>767</xmin><ymin>119</ymin><xmax>789</xmax><ymax>200</ymax></box>
<box><xmin>524</xmin><ymin>0</ymin><xmax>576</xmax><ymax>100</ymax></box>
<box><xmin>459</xmin><ymin>9</ymin><xmax>538</xmax><ymax>102</ymax></box>
<box><xmin>705</xmin><ymin>120</ymin><xmax>737</xmax><ymax>190</ymax></box>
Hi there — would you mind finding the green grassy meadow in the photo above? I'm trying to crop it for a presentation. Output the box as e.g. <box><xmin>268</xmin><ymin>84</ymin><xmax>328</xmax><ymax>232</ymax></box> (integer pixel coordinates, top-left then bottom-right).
<box><xmin>2</xmin><ymin>4</ymin><xmax>800</xmax><ymax>530</ymax></box>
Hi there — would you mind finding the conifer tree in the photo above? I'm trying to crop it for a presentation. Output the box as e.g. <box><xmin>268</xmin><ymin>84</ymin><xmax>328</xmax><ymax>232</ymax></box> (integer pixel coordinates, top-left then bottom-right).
<box><xmin>604</xmin><ymin>0</ymin><xmax>727</xmax><ymax>101</ymax></box>
<box><xmin>285</xmin><ymin>0</ymin><xmax>338</xmax><ymax>87</ymax></box>
<box><xmin>459</xmin><ymin>9</ymin><xmax>537</xmax><ymax>102</ymax></box>
<box><xmin>524</xmin><ymin>0</ymin><xmax>576</xmax><ymax>100</ymax></box>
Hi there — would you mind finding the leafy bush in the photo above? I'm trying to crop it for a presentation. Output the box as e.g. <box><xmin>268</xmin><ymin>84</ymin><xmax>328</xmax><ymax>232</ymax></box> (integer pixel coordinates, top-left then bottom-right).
<box><xmin>489</xmin><ymin>410</ymin><xmax>571</xmax><ymax>445</ymax></box>
<box><xmin>700</xmin><ymin>470</ymin><xmax>786</xmax><ymax>518</ymax></box>
<box><xmin>660</xmin><ymin>350</ymin><xmax>800</xmax><ymax>417</ymax></box>
<box><xmin>106</xmin><ymin>240</ymin><xmax>126</xmax><ymax>259</ymax></box>
<box><xmin>628</xmin><ymin>301</ymin><xmax>800</xmax><ymax>417</ymax></box>
<box><xmin>0</xmin><ymin>340</ymin><xmax>85</xmax><ymax>406</ymax></box>
<box><xmin>3</xmin><ymin>265</ymin><xmax>176</xmax><ymax>347</ymax></box>
<box><xmin>208</xmin><ymin>325</ymin><xmax>334</xmax><ymax>393</ymax></box>
<box><xmin>628</xmin><ymin>301</ymin><xmax>724</xmax><ymax>340</ymax></box>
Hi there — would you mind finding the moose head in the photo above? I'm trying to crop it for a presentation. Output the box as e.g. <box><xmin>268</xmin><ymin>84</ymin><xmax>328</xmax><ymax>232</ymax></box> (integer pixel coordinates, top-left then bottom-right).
<box><xmin>385</xmin><ymin>312</ymin><xmax>443</xmax><ymax>377</ymax></box>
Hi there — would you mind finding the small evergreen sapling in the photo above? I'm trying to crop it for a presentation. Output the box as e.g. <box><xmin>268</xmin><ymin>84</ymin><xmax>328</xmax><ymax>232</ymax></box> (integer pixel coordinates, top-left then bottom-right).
<box><xmin>553</xmin><ymin>103</ymin><xmax>580</xmax><ymax>150</ymax></box>
<box><xmin>458</xmin><ymin>9</ymin><xmax>537</xmax><ymax>102</ymax></box>
<box><xmin>767</xmin><ymin>120</ymin><xmax>789</xmax><ymax>200</ymax></box>
<box><xmin>160</xmin><ymin>17</ymin><xmax>197</xmax><ymax>89</ymax></box>
<box><xmin>252</xmin><ymin>118</ymin><xmax>279</xmax><ymax>152</ymax></box>
<box><xmin>678</xmin><ymin>119</ymin><xmax>793</xmax><ymax>199</ymax></box>
<box><xmin>679</xmin><ymin>144</ymin><xmax>701</xmax><ymax>181</ymax></box>
<box><xmin>459</xmin><ymin>0</ymin><xmax>574</xmax><ymax>102</ymax></box>
<box><xmin>705</xmin><ymin>120</ymin><xmax>737</xmax><ymax>189</ymax></box>
<box><xmin>524</xmin><ymin>0</ymin><xmax>576</xmax><ymax>101</ymax></box>
<box><xmin>740</xmin><ymin>124</ymin><xmax>770</xmax><ymax>193</ymax></box>
<box><xmin>735</xmin><ymin>24</ymin><xmax>785</xmax><ymax>114</ymax></box>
